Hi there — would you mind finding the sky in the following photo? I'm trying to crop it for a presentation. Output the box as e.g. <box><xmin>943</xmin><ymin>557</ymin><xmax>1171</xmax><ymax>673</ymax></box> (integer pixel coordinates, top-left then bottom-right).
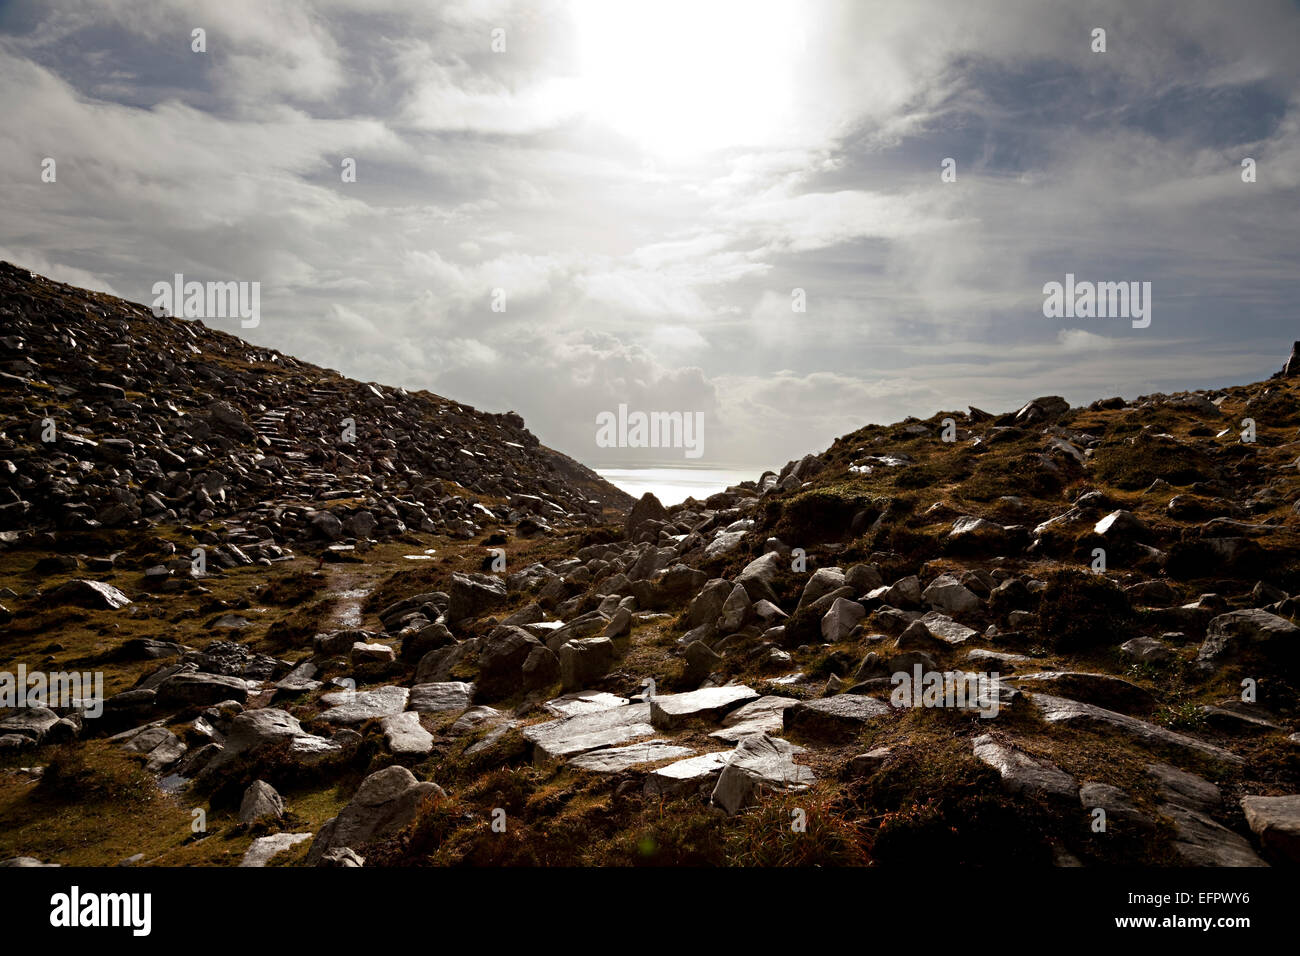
<box><xmin>1</xmin><ymin>0</ymin><xmax>1298</xmax><ymax>475</ymax></box>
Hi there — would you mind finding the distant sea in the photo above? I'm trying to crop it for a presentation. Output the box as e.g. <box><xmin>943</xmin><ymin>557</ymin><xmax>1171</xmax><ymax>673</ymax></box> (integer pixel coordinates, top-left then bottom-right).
<box><xmin>596</xmin><ymin>468</ymin><xmax>759</xmax><ymax>507</ymax></box>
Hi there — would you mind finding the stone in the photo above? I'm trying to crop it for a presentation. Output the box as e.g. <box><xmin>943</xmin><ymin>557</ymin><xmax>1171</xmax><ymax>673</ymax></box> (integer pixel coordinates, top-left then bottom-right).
<box><xmin>972</xmin><ymin>734</ymin><xmax>1077</xmax><ymax>806</ymax></box>
<box><xmin>783</xmin><ymin>695</ymin><xmax>891</xmax><ymax>741</ymax></box>
<box><xmin>155</xmin><ymin>672</ymin><xmax>252</xmax><ymax>707</ymax></box>
<box><xmin>1031</xmin><ymin>694</ymin><xmax>1242</xmax><ymax>764</ymax></box>
<box><xmin>821</xmin><ymin>597</ymin><xmax>865</xmax><ymax>642</ymax></box>
<box><xmin>44</xmin><ymin>579</ymin><xmax>131</xmax><ymax>610</ymax></box>
<box><xmin>736</xmin><ymin>552</ymin><xmax>783</xmax><ymax>605</ymax></box>
<box><xmin>1198</xmin><ymin>608</ymin><xmax>1299</xmax><ymax>666</ymax></box>
<box><xmin>381</xmin><ymin>712</ymin><xmax>434</xmax><ymax>755</ymax></box>
<box><xmin>204</xmin><ymin>708</ymin><xmax>339</xmax><ymax>773</ymax></box>
<box><xmin>407</xmin><ymin>682</ymin><xmax>474</xmax><ymax>714</ymax></box>
<box><xmin>1010</xmin><ymin>672</ymin><xmax>1154</xmax><ymax>713</ymax></box>
<box><xmin>524</xmin><ymin>702</ymin><xmax>655</xmax><ymax>765</ymax></box>
<box><xmin>1163</xmin><ymin>804</ymin><xmax>1266</xmax><ymax>866</ymax></box>
<box><xmin>240</xmin><ymin>832</ymin><xmax>311</xmax><ymax>867</ymax></box>
<box><xmin>306</xmin><ymin>766</ymin><xmax>444</xmax><ymax>864</ymax></box>
<box><xmin>1120</xmin><ymin>636</ymin><xmax>1174</xmax><ymax>664</ymax></box>
<box><xmin>319</xmin><ymin>685</ymin><xmax>410</xmax><ymax>725</ymax></box>
<box><xmin>476</xmin><ymin>627</ymin><xmax>544</xmax><ymax>698</ymax></box>
<box><xmin>711</xmin><ymin>733</ymin><xmax>814</xmax><ymax>815</ymax></box>
<box><xmin>710</xmin><ymin>695</ymin><xmax>801</xmax><ymax>742</ymax></box>
<box><xmin>446</xmin><ymin>572</ymin><xmax>508</xmax><ymax>622</ymax></box>
<box><xmin>644</xmin><ymin>751</ymin><xmax>733</xmax><ymax>798</ymax></box>
<box><xmin>1239</xmin><ymin>795</ymin><xmax>1300</xmax><ymax>864</ymax></box>
<box><xmin>918</xmin><ymin>611</ymin><xmax>979</xmax><ymax>646</ymax></box>
<box><xmin>568</xmin><ymin>740</ymin><xmax>695</xmax><ymax>773</ymax></box>
<box><xmin>543</xmin><ymin>691</ymin><xmax>628</xmax><ymax>718</ymax></box>
<box><xmin>649</xmin><ymin>686</ymin><xmax>759</xmax><ymax>730</ymax></box>
<box><xmin>558</xmin><ymin>636</ymin><xmax>616</xmax><ymax>692</ymax></box>
<box><xmin>847</xmin><ymin>747</ymin><xmax>892</xmax><ymax>776</ymax></box>
<box><xmin>239</xmin><ymin>780</ymin><xmax>284</xmax><ymax>824</ymax></box>
<box><xmin>922</xmin><ymin>574</ymin><xmax>981</xmax><ymax>615</ymax></box>
<box><xmin>626</xmin><ymin>492</ymin><xmax>667</xmax><ymax>539</ymax></box>
<box><xmin>350</xmin><ymin>641</ymin><xmax>395</xmax><ymax>665</ymax></box>
<box><xmin>1146</xmin><ymin>762</ymin><xmax>1221</xmax><ymax>812</ymax></box>
<box><xmin>1078</xmin><ymin>782</ymin><xmax>1154</xmax><ymax>833</ymax></box>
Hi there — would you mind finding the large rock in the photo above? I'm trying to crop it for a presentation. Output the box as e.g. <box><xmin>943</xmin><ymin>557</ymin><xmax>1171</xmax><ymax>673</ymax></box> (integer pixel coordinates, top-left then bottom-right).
<box><xmin>736</xmin><ymin>552</ymin><xmax>783</xmax><ymax>605</ymax></box>
<box><xmin>626</xmin><ymin>492</ymin><xmax>668</xmax><ymax>539</ymax></box>
<box><xmin>783</xmin><ymin>695</ymin><xmax>891</xmax><ymax>741</ymax></box>
<box><xmin>821</xmin><ymin>597</ymin><xmax>865</xmax><ymax>642</ymax></box>
<box><xmin>306</xmin><ymin>766</ymin><xmax>443</xmax><ymax>864</ymax></box>
<box><xmin>1031</xmin><ymin>694</ymin><xmax>1242</xmax><ymax>764</ymax></box>
<box><xmin>1240</xmin><ymin>795</ymin><xmax>1300</xmax><ymax>864</ymax></box>
<box><xmin>319</xmin><ymin>685</ymin><xmax>410</xmax><ymax>725</ymax></box>
<box><xmin>649</xmin><ymin>686</ymin><xmax>759</xmax><ymax>730</ymax></box>
<box><xmin>711</xmin><ymin>734</ymin><xmax>814</xmax><ymax>815</ymax></box>
<box><xmin>381</xmin><ymin>712</ymin><xmax>434</xmax><ymax>755</ymax></box>
<box><xmin>155</xmin><ymin>671</ymin><xmax>252</xmax><ymax>707</ymax></box>
<box><xmin>645</xmin><ymin>751</ymin><xmax>733</xmax><ymax>798</ymax></box>
<box><xmin>558</xmin><ymin>637</ymin><xmax>616</xmax><ymax>692</ymax></box>
<box><xmin>44</xmin><ymin>579</ymin><xmax>131</xmax><ymax>610</ymax></box>
<box><xmin>568</xmin><ymin>740</ymin><xmax>694</xmax><ymax>773</ymax></box>
<box><xmin>1010</xmin><ymin>672</ymin><xmax>1154</xmax><ymax>713</ymax></box>
<box><xmin>446</xmin><ymin>573</ymin><xmax>508</xmax><ymax>622</ymax></box>
<box><xmin>477</xmin><ymin>627</ymin><xmax>545</xmax><ymax>699</ymax></box>
<box><xmin>407</xmin><ymin>682</ymin><xmax>474</xmax><ymax>714</ymax></box>
<box><xmin>711</xmin><ymin>695</ymin><xmax>800</xmax><ymax>742</ymax></box>
<box><xmin>204</xmin><ymin>708</ymin><xmax>340</xmax><ymax>773</ymax></box>
<box><xmin>239</xmin><ymin>780</ymin><xmax>285</xmax><ymax>824</ymax></box>
<box><xmin>972</xmin><ymin>734</ymin><xmax>1077</xmax><ymax>806</ymax></box>
<box><xmin>1198</xmin><ymin>609</ymin><xmax>1300</xmax><ymax>667</ymax></box>
<box><xmin>922</xmin><ymin>574</ymin><xmax>981</xmax><ymax>615</ymax></box>
<box><xmin>523</xmin><ymin>702</ymin><xmax>655</xmax><ymax>766</ymax></box>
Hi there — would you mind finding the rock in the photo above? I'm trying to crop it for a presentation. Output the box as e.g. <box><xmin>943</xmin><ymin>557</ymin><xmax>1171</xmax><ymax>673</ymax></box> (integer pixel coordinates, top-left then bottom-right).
<box><xmin>306</xmin><ymin>766</ymin><xmax>444</xmax><ymax>864</ymax></box>
<box><xmin>602</xmin><ymin>607</ymin><xmax>632</xmax><ymax>638</ymax></box>
<box><xmin>568</xmin><ymin>740</ymin><xmax>695</xmax><ymax>773</ymax></box>
<box><xmin>239</xmin><ymin>780</ymin><xmax>284</xmax><ymax>824</ymax></box>
<box><xmin>381</xmin><ymin>712</ymin><xmax>434</xmax><ymax>755</ymax></box>
<box><xmin>350</xmin><ymin>641</ymin><xmax>395</xmax><ymax>665</ymax></box>
<box><xmin>1078</xmin><ymin>782</ymin><xmax>1154</xmax><ymax>833</ymax></box>
<box><xmin>686</xmin><ymin>579</ymin><xmax>732</xmax><ymax>630</ymax></box>
<box><xmin>972</xmin><ymin>734</ymin><xmax>1078</xmax><ymax>806</ymax></box>
<box><xmin>476</xmin><ymin>627</ymin><xmax>544</xmax><ymax>699</ymax></box>
<box><xmin>736</xmin><ymin>552</ymin><xmax>783</xmax><ymax>605</ymax></box>
<box><xmin>1031</xmin><ymin>694</ymin><xmax>1242</xmax><ymax>764</ymax></box>
<box><xmin>205</xmin><ymin>708</ymin><xmax>340</xmax><ymax>774</ymax></box>
<box><xmin>315</xmin><ymin>629</ymin><xmax>387</xmax><ymax>657</ymax></box>
<box><xmin>847</xmin><ymin>747</ymin><xmax>892</xmax><ymax>776</ymax></box>
<box><xmin>558</xmin><ymin>637</ymin><xmax>616</xmax><ymax>692</ymax></box>
<box><xmin>0</xmin><ymin>857</ymin><xmax>60</xmax><ymax>867</ymax></box>
<box><xmin>543</xmin><ymin>691</ymin><xmax>628</xmax><ymax>718</ymax></box>
<box><xmin>319</xmin><ymin>847</ymin><xmax>365</xmax><ymax>867</ymax></box>
<box><xmin>1010</xmin><ymin>672</ymin><xmax>1155</xmax><ymax>713</ymax></box>
<box><xmin>407</xmin><ymin>682</ymin><xmax>475</xmax><ymax>714</ymax></box>
<box><xmin>44</xmin><ymin>579</ymin><xmax>132</xmax><ymax>610</ymax></box>
<box><xmin>626</xmin><ymin>492</ymin><xmax>667</xmax><ymax>539</ymax></box>
<box><xmin>1120</xmin><ymin>636</ymin><xmax>1174</xmax><ymax>664</ymax></box>
<box><xmin>1163</xmin><ymin>803</ymin><xmax>1267</xmax><ymax>866</ymax></box>
<box><xmin>446</xmin><ymin>572</ymin><xmax>508</xmax><ymax>622</ymax></box>
<box><xmin>1239</xmin><ymin>795</ymin><xmax>1300</xmax><ymax>864</ymax></box>
<box><xmin>821</xmin><ymin>597</ymin><xmax>865</xmax><ymax>642</ymax></box>
<box><xmin>649</xmin><ymin>686</ymin><xmax>759</xmax><ymax>730</ymax></box>
<box><xmin>918</xmin><ymin>611</ymin><xmax>979</xmax><ymax>646</ymax></box>
<box><xmin>155</xmin><ymin>672</ymin><xmax>251</xmax><ymax>707</ymax></box>
<box><xmin>1198</xmin><ymin>608</ymin><xmax>1299</xmax><ymax>667</ymax></box>
<box><xmin>1147</xmin><ymin>762</ymin><xmax>1222</xmax><ymax>811</ymax></box>
<box><xmin>0</xmin><ymin>707</ymin><xmax>61</xmax><ymax>742</ymax></box>
<box><xmin>799</xmin><ymin>568</ymin><xmax>846</xmax><ymax>609</ymax></box>
<box><xmin>645</xmin><ymin>751</ymin><xmax>732</xmax><ymax>798</ymax></box>
<box><xmin>524</xmin><ymin>702</ymin><xmax>655</xmax><ymax>766</ymax></box>
<box><xmin>711</xmin><ymin>733</ymin><xmax>815</xmax><ymax>815</ymax></box>
<box><xmin>1093</xmin><ymin>509</ymin><xmax>1149</xmax><ymax>541</ymax></box>
<box><xmin>319</xmin><ymin>685</ymin><xmax>410</xmax><ymax>725</ymax></box>
<box><xmin>710</xmin><ymin>695</ymin><xmax>800</xmax><ymax>742</ymax></box>
<box><xmin>240</xmin><ymin>832</ymin><xmax>311</xmax><ymax>867</ymax></box>
<box><xmin>717</xmin><ymin>584</ymin><xmax>752</xmax><ymax>633</ymax></box>
<box><xmin>783</xmin><ymin>695</ymin><xmax>891</xmax><ymax>742</ymax></box>
<box><xmin>683</xmin><ymin>640</ymin><xmax>722</xmax><ymax>685</ymax></box>
<box><xmin>922</xmin><ymin>574</ymin><xmax>981</xmax><ymax>615</ymax></box>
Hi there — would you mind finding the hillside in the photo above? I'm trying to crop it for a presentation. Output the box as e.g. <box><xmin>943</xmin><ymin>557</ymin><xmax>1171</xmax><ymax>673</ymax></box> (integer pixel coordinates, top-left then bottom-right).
<box><xmin>1</xmin><ymin>266</ymin><xmax>1298</xmax><ymax>868</ymax></box>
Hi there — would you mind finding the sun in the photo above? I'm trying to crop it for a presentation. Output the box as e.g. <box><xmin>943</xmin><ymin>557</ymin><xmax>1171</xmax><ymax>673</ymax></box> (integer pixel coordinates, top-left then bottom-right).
<box><xmin>570</xmin><ymin>0</ymin><xmax>804</xmax><ymax>160</ymax></box>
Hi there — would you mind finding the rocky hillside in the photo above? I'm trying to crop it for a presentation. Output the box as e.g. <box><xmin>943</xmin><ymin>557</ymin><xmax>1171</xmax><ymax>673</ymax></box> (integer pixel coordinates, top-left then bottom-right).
<box><xmin>2</xmin><ymin>266</ymin><xmax>1299</xmax><ymax>868</ymax></box>
<box><xmin>0</xmin><ymin>260</ymin><xmax>631</xmax><ymax>554</ymax></box>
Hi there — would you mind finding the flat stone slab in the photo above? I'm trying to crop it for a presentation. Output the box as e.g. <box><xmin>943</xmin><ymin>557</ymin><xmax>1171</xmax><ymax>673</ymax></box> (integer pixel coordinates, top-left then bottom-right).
<box><xmin>972</xmin><ymin>734</ymin><xmax>1077</xmax><ymax>806</ymax></box>
<box><xmin>1030</xmin><ymin>693</ymin><xmax>1243</xmax><ymax>765</ymax></box>
<box><xmin>1010</xmin><ymin>672</ymin><xmax>1154</xmax><ymax>713</ymax></box>
<box><xmin>783</xmin><ymin>694</ymin><xmax>892</xmax><ymax>741</ymax></box>
<box><xmin>523</xmin><ymin>702</ymin><xmax>655</xmax><ymax>766</ymax></box>
<box><xmin>711</xmin><ymin>734</ymin><xmax>814</xmax><ymax>815</ymax></box>
<box><xmin>919</xmin><ymin>611</ymin><xmax>979</xmax><ymax>646</ymax></box>
<box><xmin>1240</xmin><ymin>794</ymin><xmax>1300</xmax><ymax>864</ymax></box>
<box><xmin>711</xmin><ymin>695</ymin><xmax>800</xmax><ymax>742</ymax></box>
<box><xmin>381</xmin><ymin>712</ymin><xmax>434</xmax><ymax>755</ymax></box>
<box><xmin>543</xmin><ymin>691</ymin><xmax>628</xmax><ymax>718</ymax></box>
<box><xmin>240</xmin><ymin>832</ymin><xmax>312</xmax><ymax>867</ymax></box>
<box><xmin>567</xmin><ymin>740</ymin><xmax>695</xmax><ymax>773</ymax></box>
<box><xmin>449</xmin><ymin>706</ymin><xmax>512</xmax><ymax>737</ymax></box>
<box><xmin>319</xmin><ymin>685</ymin><xmax>410</xmax><ymax>725</ymax></box>
<box><xmin>645</xmin><ymin>751</ymin><xmax>733</xmax><ymax>798</ymax></box>
<box><xmin>1164</xmin><ymin>803</ymin><xmax>1266</xmax><ymax>866</ymax></box>
<box><xmin>407</xmin><ymin>682</ymin><xmax>474</xmax><ymax>714</ymax></box>
<box><xmin>649</xmin><ymin>686</ymin><xmax>759</xmax><ymax>730</ymax></box>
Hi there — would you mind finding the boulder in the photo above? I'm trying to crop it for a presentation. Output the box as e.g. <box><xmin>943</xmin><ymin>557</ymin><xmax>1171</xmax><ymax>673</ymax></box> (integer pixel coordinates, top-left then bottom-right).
<box><xmin>306</xmin><ymin>766</ymin><xmax>444</xmax><ymax>864</ymax></box>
